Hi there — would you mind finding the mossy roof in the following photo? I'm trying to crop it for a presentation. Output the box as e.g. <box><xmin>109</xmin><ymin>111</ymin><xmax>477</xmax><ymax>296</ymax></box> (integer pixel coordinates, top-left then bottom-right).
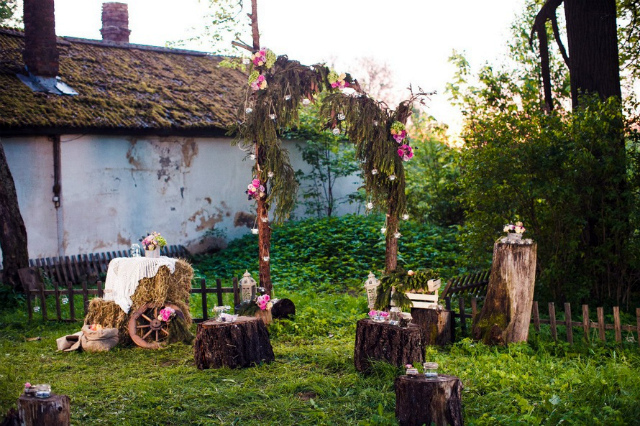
<box><xmin>0</xmin><ymin>28</ymin><xmax>246</xmax><ymax>136</ymax></box>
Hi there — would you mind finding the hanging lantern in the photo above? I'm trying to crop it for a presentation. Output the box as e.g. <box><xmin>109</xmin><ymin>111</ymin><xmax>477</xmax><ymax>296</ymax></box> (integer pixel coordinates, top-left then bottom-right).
<box><xmin>240</xmin><ymin>270</ymin><xmax>257</xmax><ymax>302</ymax></box>
<box><xmin>364</xmin><ymin>272</ymin><xmax>380</xmax><ymax>309</ymax></box>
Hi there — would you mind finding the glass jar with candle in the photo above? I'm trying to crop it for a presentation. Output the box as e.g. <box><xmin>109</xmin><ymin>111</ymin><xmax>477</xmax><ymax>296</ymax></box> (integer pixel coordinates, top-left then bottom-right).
<box><xmin>423</xmin><ymin>362</ymin><xmax>438</xmax><ymax>378</ymax></box>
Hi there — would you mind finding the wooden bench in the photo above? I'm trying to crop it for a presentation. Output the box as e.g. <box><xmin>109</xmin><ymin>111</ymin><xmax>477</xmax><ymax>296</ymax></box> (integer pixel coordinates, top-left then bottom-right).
<box><xmin>440</xmin><ymin>270</ymin><xmax>491</xmax><ymax>336</ymax></box>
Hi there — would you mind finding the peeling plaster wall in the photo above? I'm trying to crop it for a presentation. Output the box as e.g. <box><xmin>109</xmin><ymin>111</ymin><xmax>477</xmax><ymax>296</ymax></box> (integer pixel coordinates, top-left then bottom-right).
<box><xmin>1</xmin><ymin>134</ymin><xmax>362</xmax><ymax>259</ymax></box>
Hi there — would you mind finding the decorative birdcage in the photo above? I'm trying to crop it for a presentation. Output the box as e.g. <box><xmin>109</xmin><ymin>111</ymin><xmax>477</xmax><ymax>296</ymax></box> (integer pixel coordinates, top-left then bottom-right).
<box><xmin>363</xmin><ymin>272</ymin><xmax>380</xmax><ymax>309</ymax></box>
<box><xmin>240</xmin><ymin>270</ymin><xmax>257</xmax><ymax>302</ymax></box>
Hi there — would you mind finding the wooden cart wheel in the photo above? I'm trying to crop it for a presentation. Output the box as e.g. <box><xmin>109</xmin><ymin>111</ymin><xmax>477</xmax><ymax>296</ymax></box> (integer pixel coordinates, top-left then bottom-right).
<box><xmin>128</xmin><ymin>302</ymin><xmax>184</xmax><ymax>349</ymax></box>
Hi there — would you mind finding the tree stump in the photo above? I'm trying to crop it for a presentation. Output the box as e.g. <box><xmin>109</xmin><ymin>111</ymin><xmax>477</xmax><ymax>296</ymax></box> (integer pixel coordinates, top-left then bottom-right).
<box><xmin>411</xmin><ymin>308</ymin><xmax>454</xmax><ymax>346</ymax></box>
<box><xmin>17</xmin><ymin>394</ymin><xmax>70</xmax><ymax>426</ymax></box>
<box><xmin>395</xmin><ymin>375</ymin><xmax>463</xmax><ymax>426</ymax></box>
<box><xmin>354</xmin><ymin>319</ymin><xmax>424</xmax><ymax>373</ymax></box>
<box><xmin>472</xmin><ymin>239</ymin><xmax>537</xmax><ymax>345</ymax></box>
<box><xmin>271</xmin><ymin>298</ymin><xmax>295</xmax><ymax>320</ymax></box>
<box><xmin>194</xmin><ymin>316</ymin><xmax>274</xmax><ymax>369</ymax></box>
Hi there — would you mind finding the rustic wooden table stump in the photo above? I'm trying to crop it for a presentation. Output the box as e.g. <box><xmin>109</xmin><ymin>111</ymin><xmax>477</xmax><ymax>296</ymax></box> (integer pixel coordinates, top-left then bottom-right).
<box><xmin>472</xmin><ymin>239</ymin><xmax>537</xmax><ymax>345</ymax></box>
<box><xmin>411</xmin><ymin>308</ymin><xmax>454</xmax><ymax>346</ymax></box>
<box><xmin>18</xmin><ymin>394</ymin><xmax>70</xmax><ymax>426</ymax></box>
<box><xmin>354</xmin><ymin>318</ymin><xmax>424</xmax><ymax>373</ymax></box>
<box><xmin>194</xmin><ymin>316</ymin><xmax>274</xmax><ymax>369</ymax></box>
<box><xmin>395</xmin><ymin>375</ymin><xmax>464</xmax><ymax>426</ymax></box>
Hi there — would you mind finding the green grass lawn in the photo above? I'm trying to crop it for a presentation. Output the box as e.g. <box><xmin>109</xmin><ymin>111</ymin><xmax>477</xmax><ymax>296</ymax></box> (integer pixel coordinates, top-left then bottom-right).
<box><xmin>2</xmin><ymin>289</ymin><xmax>640</xmax><ymax>425</ymax></box>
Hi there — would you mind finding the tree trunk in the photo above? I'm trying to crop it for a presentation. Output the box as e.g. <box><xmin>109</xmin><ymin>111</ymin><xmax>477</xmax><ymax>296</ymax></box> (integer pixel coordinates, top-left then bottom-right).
<box><xmin>353</xmin><ymin>318</ymin><xmax>424</xmax><ymax>373</ymax></box>
<box><xmin>194</xmin><ymin>316</ymin><xmax>274</xmax><ymax>369</ymax></box>
<box><xmin>472</xmin><ymin>239</ymin><xmax>537</xmax><ymax>345</ymax></box>
<box><xmin>395</xmin><ymin>375</ymin><xmax>464</xmax><ymax>426</ymax></box>
<box><xmin>17</xmin><ymin>394</ymin><xmax>70</xmax><ymax>426</ymax></box>
<box><xmin>385</xmin><ymin>210</ymin><xmax>399</xmax><ymax>273</ymax></box>
<box><xmin>411</xmin><ymin>308</ymin><xmax>454</xmax><ymax>346</ymax></box>
<box><xmin>564</xmin><ymin>0</ymin><xmax>621</xmax><ymax>107</ymax></box>
<box><xmin>0</xmin><ymin>142</ymin><xmax>29</xmax><ymax>291</ymax></box>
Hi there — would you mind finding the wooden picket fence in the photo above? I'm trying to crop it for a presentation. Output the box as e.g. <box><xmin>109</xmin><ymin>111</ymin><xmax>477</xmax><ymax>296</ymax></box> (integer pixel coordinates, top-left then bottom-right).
<box><xmin>448</xmin><ymin>296</ymin><xmax>640</xmax><ymax>346</ymax></box>
<box><xmin>24</xmin><ymin>275</ymin><xmax>239</xmax><ymax>323</ymax></box>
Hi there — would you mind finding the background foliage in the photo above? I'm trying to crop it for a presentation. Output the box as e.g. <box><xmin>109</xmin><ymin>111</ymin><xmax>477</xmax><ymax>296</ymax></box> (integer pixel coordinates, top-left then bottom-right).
<box><xmin>195</xmin><ymin>214</ymin><xmax>463</xmax><ymax>295</ymax></box>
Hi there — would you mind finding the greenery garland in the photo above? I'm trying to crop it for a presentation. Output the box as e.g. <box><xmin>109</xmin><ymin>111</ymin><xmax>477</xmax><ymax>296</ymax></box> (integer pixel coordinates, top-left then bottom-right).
<box><xmin>233</xmin><ymin>48</ymin><xmax>426</xmax><ymax>224</ymax></box>
<box><xmin>374</xmin><ymin>267</ymin><xmax>439</xmax><ymax>311</ymax></box>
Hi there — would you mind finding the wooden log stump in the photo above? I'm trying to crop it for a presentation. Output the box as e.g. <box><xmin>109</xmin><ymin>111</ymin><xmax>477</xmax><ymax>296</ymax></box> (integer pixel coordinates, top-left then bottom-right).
<box><xmin>271</xmin><ymin>298</ymin><xmax>295</xmax><ymax>320</ymax></box>
<box><xmin>17</xmin><ymin>394</ymin><xmax>70</xmax><ymax>426</ymax></box>
<box><xmin>395</xmin><ymin>375</ymin><xmax>463</xmax><ymax>426</ymax></box>
<box><xmin>194</xmin><ymin>316</ymin><xmax>274</xmax><ymax>369</ymax></box>
<box><xmin>411</xmin><ymin>308</ymin><xmax>454</xmax><ymax>346</ymax></box>
<box><xmin>354</xmin><ymin>319</ymin><xmax>424</xmax><ymax>373</ymax></box>
<box><xmin>472</xmin><ymin>239</ymin><xmax>537</xmax><ymax>345</ymax></box>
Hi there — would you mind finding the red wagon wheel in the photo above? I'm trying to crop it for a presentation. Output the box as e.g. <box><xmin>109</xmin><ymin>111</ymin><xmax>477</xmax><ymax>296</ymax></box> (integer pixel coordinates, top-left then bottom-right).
<box><xmin>128</xmin><ymin>302</ymin><xmax>184</xmax><ymax>349</ymax></box>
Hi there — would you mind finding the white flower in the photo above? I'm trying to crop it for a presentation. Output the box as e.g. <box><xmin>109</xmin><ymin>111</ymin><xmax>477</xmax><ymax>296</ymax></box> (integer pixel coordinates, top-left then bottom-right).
<box><xmin>366</xmin><ymin>202</ymin><xmax>374</xmax><ymax>210</ymax></box>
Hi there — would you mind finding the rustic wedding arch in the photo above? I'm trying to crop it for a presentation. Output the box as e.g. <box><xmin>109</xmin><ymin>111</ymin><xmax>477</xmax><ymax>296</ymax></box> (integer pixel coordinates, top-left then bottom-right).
<box><xmin>232</xmin><ymin>1</ymin><xmax>428</xmax><ymax>295</ymax></box>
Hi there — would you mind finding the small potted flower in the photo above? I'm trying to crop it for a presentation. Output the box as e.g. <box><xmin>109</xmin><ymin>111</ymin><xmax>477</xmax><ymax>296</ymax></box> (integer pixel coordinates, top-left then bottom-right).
<box><xmin>503</xmin><ymin>221</ymin><xmax>526</xmax><ymax>242</ymax></box>
<box><xmin>140</xmin><ymin>231</ymin><xmax>167</xmax><ymax>258</ymax></box>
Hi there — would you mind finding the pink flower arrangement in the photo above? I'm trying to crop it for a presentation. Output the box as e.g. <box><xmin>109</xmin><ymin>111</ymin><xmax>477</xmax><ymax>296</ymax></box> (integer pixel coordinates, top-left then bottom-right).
<box><xmin>390</xmin><ymin>121</ymin><xmax>407</xmax><ymax>143</ymax></box>
<box><xmin>140</xmin><ymin>231</ymin><xmax>167</xmax><ymax>251</ymax></box>
<box><xmin>368</xmin><ymin>310</ymin><xmax>389</xmax><ymax>318</ymax></box>
<box><xmin>158</xmin><ymin>307</ymin><xmax>175</xmax><ymax>322</ymax></box>
<box><xmin>246</xmin><ymin>178</ymin><xmax>266</xmax><ymax>200</ymax></box>
<box><xmin>251</xmin><ymin>74</ymin><xmax>268</xmax><ymax>91</ymax></box>
<box><xmin>328</xmin><ymin>71</ymin><xmax>349</xmax><ymax>89</ymax></box>
<box><xmin>397</xmin><ymin>144</ymin><xmax>414</xmax><ymax>161</ymax></box>
<box><xmin>256</xmin><ymin>294</ymin><xmax>271</xmax><ymax>310</ymax></box>
<box><xmin>252</xmin><ymin>49</ymin><xmax>267</xmax><ymax>66</ymax></box>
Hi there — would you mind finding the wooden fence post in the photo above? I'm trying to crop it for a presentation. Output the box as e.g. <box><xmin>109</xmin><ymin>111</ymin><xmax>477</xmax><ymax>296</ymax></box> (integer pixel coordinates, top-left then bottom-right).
<box><xmin>216</xmin><ymin>279</ymin><xmax>223</xmax><ymax>307</ymax></box>
<box><xmin>637</xmin><ymin>308</ymin><xmax>640</xmax><ymax>348</ymax></box>
<box><xmin>597</xmin><ymin>307</ymin><xmax>606</xmax><ymax>342</ymax></box>
<box><xmin>613</xmin><ymin>307</ymin><xmax>622</xmax><ymax>343</ymax></box>
<box><xmin>200</xmin><ymin>278</ymin><xmax>208</xmax><ymax>321</ymax></box>
<box><xmin>582</xmin><ymin>305</ymin><xmax>590</xmax><ymax>342</ymax></box>
<box><xmin>532</xmin><ymin>301</ymin><xmax>540</xmax><ymax>332</ymax></box>
<box><xmin>458</xmin><ymin>298</ymin><xmax>466</xmax><ymax>336</ymax></box>
<box><xmin>564</xmin><ymin>303</ymin><xmax>573</xmax><ymax>344</ymax></box>
<box><xmin>549</xmin><ymin>302</ymin><xmax>557</xmax><ymax>341</ymax></box>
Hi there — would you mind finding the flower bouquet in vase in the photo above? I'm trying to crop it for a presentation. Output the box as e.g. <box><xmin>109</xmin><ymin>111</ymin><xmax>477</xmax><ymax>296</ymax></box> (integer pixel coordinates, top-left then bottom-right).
<box><xmin>141</xmin><ymin>231</ymin><xmax>167</xmax><ymax>258</ymax></box>
<box><xmin>503</xmin><ymin>222</ymin><xmax>526</xmax><ymax>242</ymax></box>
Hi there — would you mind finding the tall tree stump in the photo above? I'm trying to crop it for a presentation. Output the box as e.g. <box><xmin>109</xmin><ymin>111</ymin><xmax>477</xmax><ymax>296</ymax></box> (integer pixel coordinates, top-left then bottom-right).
<box><xmin>354</xmin><ymin>319</ymin><xmax>424</xmax><ymax>373</ymax></box>
<box><xmin>17</xmin><ymin>394</ymin><xmax>70</xmax><ymax>426</ymax></box>
<box><xmin>194</xmin><ymin>316</ymin><xmax>274</xmax><ymax>369</ymax></box>
<box><xmin>395</xmin><ymin>375</ymin><xmax>464</xmax><ymax>426</ymax></box>
<box><xmin>472</xmin><ymin>239</ymin><xmax>537</xmax><ymax>345</ymax></box>
<box><xmin>411</xmin><ymin>308</ymin><xmax>454</xmax><ymax>346</ymax></box>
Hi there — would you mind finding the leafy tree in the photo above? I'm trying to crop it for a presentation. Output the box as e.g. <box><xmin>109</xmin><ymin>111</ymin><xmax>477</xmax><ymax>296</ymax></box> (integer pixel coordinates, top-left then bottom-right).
<box><xmin>449</xmin><ymin>1</ymin><xmax>640</xmax><ymax>305</ymax></box>
<box><xmin>285</xmin><ymin>96</ymin><xmax>362</xmax><ymax>218</ymax></box>
<box><xmin>404</xmin><ymin>111</ymin><xmax>463</xmax><ymax>227</ymax></box>
<box><xmin>0</xmin><ymin>0</ymin><xmax>19</xmax><ymax>25</ymax></box>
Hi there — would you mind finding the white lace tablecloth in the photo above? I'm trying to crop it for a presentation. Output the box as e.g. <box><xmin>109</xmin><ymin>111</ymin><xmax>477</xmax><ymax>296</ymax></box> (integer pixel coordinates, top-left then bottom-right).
<box><xmin>103</xmin><ymin>257</ymin><xmax>177</xmax><ymax>313</ymax></box>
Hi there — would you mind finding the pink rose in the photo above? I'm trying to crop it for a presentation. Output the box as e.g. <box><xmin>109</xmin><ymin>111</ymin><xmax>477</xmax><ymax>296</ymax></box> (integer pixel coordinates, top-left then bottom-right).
<box><xmin>252</xmin><ymin>178</ymin><xmax>261</xmax><ymax>187</ymax></box>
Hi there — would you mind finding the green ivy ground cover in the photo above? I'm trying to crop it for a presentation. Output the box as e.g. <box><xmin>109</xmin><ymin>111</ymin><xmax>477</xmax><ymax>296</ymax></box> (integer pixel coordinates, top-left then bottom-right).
<box><xmin>195</xmin><ymin>214</ymin><xmax>464</xmax><ymax>294</ymax></box>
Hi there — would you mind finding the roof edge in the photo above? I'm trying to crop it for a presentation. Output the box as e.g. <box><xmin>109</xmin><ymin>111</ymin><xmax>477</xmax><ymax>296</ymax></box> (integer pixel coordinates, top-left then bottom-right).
<box><xmin>0</xmin><ymin>125</ymin><xmax>232</xmax><ymax>139</ymax></box>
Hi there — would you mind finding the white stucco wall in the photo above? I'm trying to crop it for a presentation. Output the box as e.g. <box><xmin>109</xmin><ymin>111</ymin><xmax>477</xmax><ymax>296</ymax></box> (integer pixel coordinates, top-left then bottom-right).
<box><xmin>1</xmin><ymin>134</ymin><xmax>361</xmax><ymax>259</ymax></box>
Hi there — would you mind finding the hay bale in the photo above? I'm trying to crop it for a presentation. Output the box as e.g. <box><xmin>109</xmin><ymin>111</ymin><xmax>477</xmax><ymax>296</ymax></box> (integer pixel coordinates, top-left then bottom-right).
<box><xmin>84</xmin><ymin>259</ymin><xmax>194</xmax><ymax>345</ymax></box>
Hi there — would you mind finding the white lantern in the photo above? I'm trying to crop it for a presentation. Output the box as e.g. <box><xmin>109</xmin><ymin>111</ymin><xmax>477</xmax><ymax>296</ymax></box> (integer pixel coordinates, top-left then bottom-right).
<box><xmin>240</xmin><ymin>270</ymin><xmax>257</xmax><ymax>302</ymax></box>
<box><xmin>364</xmin><ymin>272</ymin><xmax>380</xmax><ymax>309</ymax></box>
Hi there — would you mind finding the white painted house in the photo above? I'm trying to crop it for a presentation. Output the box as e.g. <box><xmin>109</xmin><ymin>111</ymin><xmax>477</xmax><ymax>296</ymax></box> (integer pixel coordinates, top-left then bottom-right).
<box><xmin>0</xmin><ymin>2</ymin><xmax>360</xmax><ymax>260</ymax></box>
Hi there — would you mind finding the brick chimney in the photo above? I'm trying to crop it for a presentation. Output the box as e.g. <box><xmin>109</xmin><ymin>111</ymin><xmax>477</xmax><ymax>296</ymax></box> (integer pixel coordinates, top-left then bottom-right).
<box><xmin>22</xmin><ymin>0</ymin><xmax>59</xmax><ymax>77</ymax></box>
<box><xmin>101</xmin><ymin>2</ymin><xmax>131</xmax><ymax>44</ymax></box>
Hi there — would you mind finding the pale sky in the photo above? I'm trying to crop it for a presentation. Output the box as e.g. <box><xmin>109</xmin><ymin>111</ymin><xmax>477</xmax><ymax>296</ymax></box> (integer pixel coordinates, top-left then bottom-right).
<box><xmin>48</xmin><ymin>0</ymin><xmax>527</xmax><ymax>137</ymax></box>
